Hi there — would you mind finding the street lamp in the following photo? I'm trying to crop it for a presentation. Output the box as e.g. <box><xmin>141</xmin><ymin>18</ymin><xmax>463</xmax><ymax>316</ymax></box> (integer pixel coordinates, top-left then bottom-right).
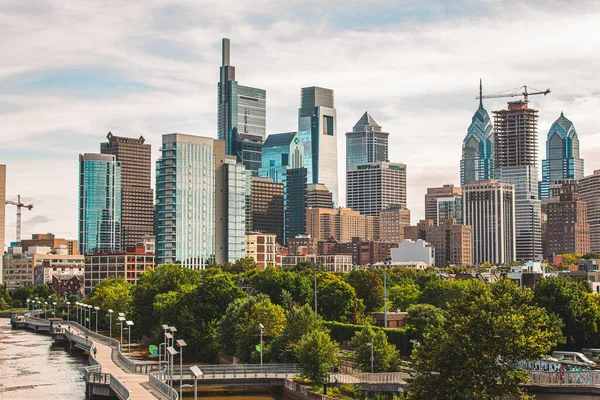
<box><xmin>52</xmin><ymin>302</ymin><xmax>57</xmax><ymax>317</ymax></box>
<box><xmin>94</xmin><ymin>306</ymin><xmax>100</xmax><ymax>333</ymax></box>
<box><xmin>126</xmin><ymin>321</ymin><xmax>134</xmax><ymax>355</ymax></box>
<box><xmin>26</xmin><ymin>299</ymin><xmax>30</xmax><ymax>311</ymax></box>
<box><xmin>107</xmin><ymin>309</ymin><xmax>113</xmax><ymax>338</ymax></box>
<box><xmin>367</xmin><ymin>342</ymin><xmax>374</xmax><ymax>373</ymax></box>
<box><xmin>383</xmin><ymin>257</ymin><xmax>391</xmax><ymax>328</ymax></box>
<box><xmin>312</xmin><ymin>265</ymin><xmax>318</xmax><ymax>314</ymax></box>
<box><xmin>66</xmin><ymin>301</ymin><xmax>70</xmax><ymax>322</ymax></box>
<box><xmin>167</xmin><ymin>346</ymin><xmax>178</xmax><ymax>388</ymax></box>
<box><xmin>169</xmin><ymin>326</ymin><xmax>177</xmax><ymax>343</ymax></box>
<box><xmin>176</xmin><ymin>339</ymin><xmax>187</xmax><ymax>399</ymax></box>
<box><xmin>164</xmin><ymin>332</ymin><xmax>173</xmax><ymax>380</ymax></box>
<box><xmin>190</xmin><ymin>366</ymin><xmax>203</xmax><ymax>400</ymax></box>
<box><xmin>161</xmin><ymin>324</ymin><xmax>169</xmax><ymax>371</ymax></box>
<box><xmin>118</xmin><ymin>316</ymin><xmax>126</xmax><ymax>347</ymax></box>
<box><xmin>88</xmin><ymin>305</ymin><xmax>93</xmax><ymax>329</ymax></box>
<box><xmin>259</xmin><ymin>323</ymin><xmax>264</xmax><ymax>367</ymax></box>
<box><xmin>44</xmin><ymin>302</ymin><xmax>48</xmax><ymax>319</ymax></box>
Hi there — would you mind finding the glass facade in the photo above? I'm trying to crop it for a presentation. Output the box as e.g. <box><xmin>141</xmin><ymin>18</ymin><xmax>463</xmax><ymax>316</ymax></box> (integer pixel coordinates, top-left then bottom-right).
<box><xmin>346</xmin><ymin>112</ymin><xmax>389</xmax><ymax>166</ymax></box>
<box><xmin>437</xmin><ymin>196</ymin><xmax>463</xmax><ymax>224</ymax></box>
<box><xmin>460</xmin><ymin>98</ymin><xmax>493</xmax><ymax>186</ymax></box>
<box><xmin>539</xmin><ymin>112</ymin><xmax>585</xmax><ymax>199</ymax></box>
<box><xmin>225</xmin><ymin>159</ymin><xmax>247</xmax><ymax>262</ymax></box>
<box><xmin>78</xmin><ymin>154</ymin><xmax>122</xmax><ymax>254</ymax></box>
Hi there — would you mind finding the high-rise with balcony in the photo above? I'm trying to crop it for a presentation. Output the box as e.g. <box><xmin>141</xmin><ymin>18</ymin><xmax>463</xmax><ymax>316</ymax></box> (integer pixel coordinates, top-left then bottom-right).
<box><xmin>298</xmin><ymin>86</ymin><xmax>339</xmax><ymax>205</ymax></box>
<box><xmin>494</xmin><ymin>100</ymin><xmax>542</xmax><ymax>261</ymax></box>
<box><xmin>346</xmin><ymin>112</ymin><xmax>388</xmax><ymax>166</ymax></box>
<box><xmin>461</xmin><ymin>82</ymin><xmax>494</xmax><ymax>186</ymax></box>
<box><xmin>539</xmin><ymin>112</ymin><xmax>585</xmax><ymax>199</ymax></box>
<box><xmin>346</xmin><ymin>162</ymin><xmax>406</xmax><ymax>216</ymax></box>
<box><xmin>155</xmin><ymin>134</ymin><xmax>245</xmax><ymax>269</ymax></box>
<box><xmin>78</xmin><ymin>154</ymin><xmax>122</xmax><ymax>254</ymax></box>
<box><xmin>100</xmin><ymin>132</ymin><xmax>154</xmax><ymax>248</ymax></box>
<box><xmin>217</xmin><ymin>38</ymin><xmax>266</xmax><ymax>174</ymax></box>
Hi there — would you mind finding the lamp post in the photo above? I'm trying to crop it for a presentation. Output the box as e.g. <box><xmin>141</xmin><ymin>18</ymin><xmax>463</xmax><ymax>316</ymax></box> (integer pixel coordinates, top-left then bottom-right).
<box><xmin>312</xmin><ymin>266</ymin><xmax>318</xmax><ymax>314</ymax></box>
<box><xmin>259</xmin><ymin>323</ymin><xmax>264</xmax><ymax>367</ymax></box>
<box><xmin>176</xmin><ymin>339</ymin><xmax>187</xmax><ymax>399</ymax></box>
<box><xmin>383</xmin><ymin>257</ymin><xmax>391</xmax><ymax>328</ymax></box>
<box><xmin>75</xmin><ymin>302</ymin><xmax>79</xmax><ymax>323</ymax></box>
<box><xmin>44</xmin><ymin>302</ymin><xmax>48</xmax><ymax>319</ymax></box>
<box><xmin>118</xmin><ymin>316</ymin><xmax>126</xmax><ymax>348</ymax></box>
<box><xmin>52</xmin><ymin>302</ymin><xmax>57</xmax><ymax>317</ymax></box>
<box><xmin>94</xmin><ymin>306</ymin><xmax>100</xmax><ymax>333</ymax></box>
<box><xmin>164</xmin><ymin>333</ymin><xmax>173</xmax><ymax>379</ymax></box>
<box><xmin>167</xmin><ymin>346</ymin><xmax>178</xmax><ymax>388</ymax></box>
<box><xmin>161</xmin><ymin>324</ymin><xmax>169</xmax><ymax>372</ymax></box>
<box><xmin>26</xmin><ymin>299</ymin><xmax>30</xmax><ymax>311</ymax></box>
<box><xmin>190</xmin><ymin>366</ymin><xmax>203</xmax><ymax>400</ymax></box>
<box><xmin>367</xmin><ymin>342</ymin><xmax>374</xmax><ymax>373</ymax></box>
<box><xmin>66</xmin><ymin>301</ymin><xmax>70</xmax><ymax>322</ymax></box>
<box><xmin>107</xmin><ymin>309</ymin><xmax>113</xmax><ymax>338</ymax></box>
<box><xmin>126</xmin><ymin>321</ymin><xmax>134</xmax><ymax>355</ymax></box>
<box><xmin>88</xmin><ymin>305</ymin><xmax>93</xmax><ymax>329</ymax></box>
<box><xmin>170</xmin><ymin>326</ymin><xmax>177</xmax><ymax>343</ymax></box>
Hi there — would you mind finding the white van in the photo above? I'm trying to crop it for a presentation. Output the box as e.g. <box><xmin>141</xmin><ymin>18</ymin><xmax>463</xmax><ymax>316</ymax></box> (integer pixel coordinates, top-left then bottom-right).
<box><xmin>581</xmin><ymin>348</ymin><xmax>600</xmax><ymax>362</ymax></box>
<box><xmin>551</xmin><ymin>351</ymin><xmax>596</xmax><ymax>368</ymax></box>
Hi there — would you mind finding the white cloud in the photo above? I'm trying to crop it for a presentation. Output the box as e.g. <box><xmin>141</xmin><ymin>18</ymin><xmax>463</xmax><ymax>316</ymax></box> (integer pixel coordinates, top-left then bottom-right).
<box><xmin>1</xmin><ymin>0</ymin><xmax>600</xmax><ymax>245</ymax></box>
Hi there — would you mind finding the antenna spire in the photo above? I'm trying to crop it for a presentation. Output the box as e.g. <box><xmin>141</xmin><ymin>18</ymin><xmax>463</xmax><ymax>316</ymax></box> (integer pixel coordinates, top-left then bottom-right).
<box><xmin>479</xmin><ymin>78</ymin><xmax>483</xmax><ymax>108</ymax></box>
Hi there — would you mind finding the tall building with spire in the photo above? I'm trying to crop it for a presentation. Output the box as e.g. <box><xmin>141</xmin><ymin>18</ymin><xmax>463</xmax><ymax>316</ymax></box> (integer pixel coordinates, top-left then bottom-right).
<box><xmin>461</xmin><ymin>81</ymin><xmax>494</xmax><ymax>186</ymax></box>
<box><xmin>346</xmin><ymin>112</ymin><xmax>389</xmax><ymax>166</ymax></box>
<box><xmin>298</xmin><ymin>86</ymin><xmax>339</xmax><ymax>206</ymax></box>
<box><xmin>217</xmin><ymin>38</ymin><xmax>266</xmax><ymax>174</ymax></box>
<box><xmin>539</xmin><ymin>112</ymin><xmax>585</xmax><ymax>199</ymax></box>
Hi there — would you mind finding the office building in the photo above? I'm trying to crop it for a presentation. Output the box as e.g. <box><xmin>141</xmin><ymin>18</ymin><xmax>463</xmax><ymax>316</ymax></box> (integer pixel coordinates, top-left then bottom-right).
<box><xmin>224</xmin><ymin>159</ymin><xmax>247</xmax><ymax>263</ymax></box>
<box><xmin>579</xmin><ymin>170</ymin><xmax>600</xmax><ymax>252</ymax></box>
<box><xmin>346</xmin><ymin>112</ymin><xmax>389</xmax><ymax>165</ymax></box>
<box><xmin>307</xmin><ymin>183</ymin><xmax>333</xmax><ymax>209</ymax></box>
<box><xmin>217</xmin><ymin>38</ymin><xmax>266</xmax><ymax>171</ymax></box>
<box><xmin>247</xmin><ymin>176</ymin><xmax>285</xmax><ymax>245</ymax></box>
<box><xmin>286</xmin><ymin>168</ymin><xmax>308</xmax><ymax>241</ymax></box>
<box><xmin>101</xmin><ymin>132</ymin><xmax>154</xmax><ymax>247</ymax></box>
<box><xmin>21</xmin><ymin>233</ymin><xmax>79</xmax><ymax>255</ymax></box>
<box><xmin>463</xmin><ymin>179</ymin><xmax>516</xmax><ymax>265</ymax></box>
<box><xmin>287</xmin><ymin>235</ymin><xmax>319</xmax><ymax>256</ymax></box>
<box><xmin>298</xmin><ymin>86</ymin><xmax>339</xmax><ymax>205</ymax></box>
<box><xmin>0</xmin><ymin>164</ymin><xmax>5</xmax><ymax>284</ymax></box>
<box><xmin>379</xmin><ymin>205</ymin><xmax>411</xmax><ymax>243</ymax></box>
<box><xmin>494</xmin><ymin>100</ymin><xmax>542</xmax><ymax>260</ymax></box>
<box><xmin>414</xmin><ymin>219</ymin><xmax>472</xmax><ymax>267</ymax></box>
<box><xmin>437</xmin><ymin>196</ymin><xmax>463</xmax><ymax>224</ymax></box>
<box><xmin>346</xmin><ymin>161</ymin><xmax>407</xmax><ymax>216</ymax></box>
<box><xmin>306</xmin><ymin>208</ymin><xmax>379</xmax><ymax>242</ymax></box>
<box><xmin>281</xmin><ymin>254</ymin><xmax>353</xmax><ymax>273</ymax></box>
<box><xmin>539</xmin><ymin>113</ymin><xmax>584</xmax><ymax>199</ymax></box>
<box><xmin>78</xmin><ymin>153</ymin><xmax>122</xmax><ymax>254</ymax></box>
<box><xmin>546</xmin><ymin>182</ymin><xmax>590</xmax><ymax>256</ymax></box>
<box><xmin>390</xmin><ymin>239</ymin><xmax>435</xmax><ymax>266</ymax></box>
<box><xmin>425</xmin><ymin>184</ymin><xmax>462</xmax><ymax>225</ymax></box>
<box><xmin>156</xmin><ymin>134</ymin><xmax>243</xmax><ymax>268</ymax></box>
<box><xmin>84</xmin><ymin>245</ymin><xmax>155</xmax><ymax>293</ymax></box>
<box><xmin>460</xmin><ymin>81</ymin><xmax>494</xmax><ymax>186</ymax></box>
<box><xmin>245</xmin><ymin>233</ymin><xmax>277</xmax><ymax>269</ymax></box>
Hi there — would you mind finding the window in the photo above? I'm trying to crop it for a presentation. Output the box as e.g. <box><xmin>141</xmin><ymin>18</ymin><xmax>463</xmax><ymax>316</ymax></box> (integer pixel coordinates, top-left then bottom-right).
<box><xmin>323</xmin><ymin>115</ymin><xmax>334</xmax><ymax>136</ymax></box>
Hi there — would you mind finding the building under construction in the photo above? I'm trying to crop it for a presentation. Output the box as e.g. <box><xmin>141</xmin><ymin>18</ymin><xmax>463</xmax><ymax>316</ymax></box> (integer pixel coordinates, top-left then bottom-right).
<box><xmin>493</xmin><ymin>101</ymin><xmax>539</xmax><ymax>168</ymax></box>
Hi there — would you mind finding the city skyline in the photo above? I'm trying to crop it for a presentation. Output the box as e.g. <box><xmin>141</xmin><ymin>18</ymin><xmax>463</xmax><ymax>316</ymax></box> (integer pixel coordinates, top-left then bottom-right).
<box><xmin>2</xmin><ymin>1</ymin><xmax>600</xmax><ymax>243</ymax></box>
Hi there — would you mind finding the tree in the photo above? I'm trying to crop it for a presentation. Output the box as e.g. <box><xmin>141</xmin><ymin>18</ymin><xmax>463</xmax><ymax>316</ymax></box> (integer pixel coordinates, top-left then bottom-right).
<box><xmin>583</xmin><ymin>252</ymin><xmax>600</xmax><ymax>260</ymax></box>
<box><xmin>271</xmin><ymin>304</ymin><xmax>325</xmax><ymax>362</ymax></box>
<box><xmin>344</xmin><ymin>270</ymin><xmax>383</xmax><ymax>313</ymax></box>
<box><xmin>404</xmin><ymin>303</ymin><xmax>443</xmax><ymax>343</ymax></box>
<box><xmin>221</xmin><ymin>257</ymin><xmax>257</xmax><ymax>274</ymax></box>
<box><xmin>88</xmin><ymin>277</ymin><xmax>132</xmax><ymax>323</ymax></box>
<box><xmin>34</xmin><ymin>284</ymin><xmax>56</xmax><ymax>300</ymax></box>
<box><xmin>295</xmin><ymin>329</ymin><xmax>339</xmax><ymax>384</ymax></box>
<box><xmin>317</xmin><ymin>273</ymin><xmax>362</xmax><ymax>323</ymax></box>
<box><xmin>349</xmin><ymin>325</ymin><xmax>400</xmax><ymax>372</ymax></box>
<box><xmin>246</xmin><ymin>266</ymin><xmax>312</xmax><ymax>307</ymax></box>
<box><xmin>388</xmin><ymin>281</ymin><xmax>421</xmax><ymax>311</ymax></box>
<box><xmin>10</xmin><ymin>285</ymin><xmax>36</xmax><ymax>304</ymax></box>
<box><xmin>559</xmin><ymin>253</ymin><xmax>582</xmax><ymax>269</ymax></box>
<box><xmin>408</xmin><ymin>278</ymin><xmax>564</xmax><ymax>400</ymax></box>
<box><xmin>534</xmin><ymin>277</ymin><xmax>600</xmax><ymax>348</ymax></box>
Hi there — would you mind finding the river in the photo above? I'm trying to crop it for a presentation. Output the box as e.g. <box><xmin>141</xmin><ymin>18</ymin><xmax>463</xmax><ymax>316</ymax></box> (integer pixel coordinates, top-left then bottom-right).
<box><xmin>0</xmin><ymin>318</ymin><xmax>287</xmax><ymax>400</ymax></box>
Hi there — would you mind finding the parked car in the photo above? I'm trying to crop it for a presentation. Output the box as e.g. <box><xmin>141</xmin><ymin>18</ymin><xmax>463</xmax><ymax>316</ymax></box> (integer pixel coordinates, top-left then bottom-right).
<box><xmin>551</xmin><ymin>351</ymin><xmax>596</xmax><ymax>368</ymax></box>
<box><xmin>581</xmin><ymin>348</ymin><xmax>600</xmax><ymax>362</ymax></box>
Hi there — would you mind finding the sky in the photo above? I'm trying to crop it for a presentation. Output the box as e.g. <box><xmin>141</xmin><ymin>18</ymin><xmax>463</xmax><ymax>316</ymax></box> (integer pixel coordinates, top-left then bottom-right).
<box><xmin>1</xmin><ymin>0</ymin><xmax>600</xmax><ymax>246</ymax></box>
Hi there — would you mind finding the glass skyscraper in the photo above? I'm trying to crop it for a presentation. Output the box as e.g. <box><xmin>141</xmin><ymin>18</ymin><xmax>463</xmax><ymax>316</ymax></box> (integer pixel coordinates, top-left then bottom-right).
<box><xmin>460</xmin><ymin>82</ymin><xmax>493</xmax><ymax>186</ymax></box>
<box><xmin>78</xmin><ymin>153</ymin><xmax>122</xmax><ymax>254</ymax></box>
<box><xmin>298</xmin><ymin>86</ymin><xmax>339</xmax><ymax>206</ymax></box>
<box><xmin>225</xmin><ymin>158</ymin><xmax>247</xmax><ymax>262</ymax></box>
<box><xmin>217</xmin><ymin>38</ymin><xmax>266</xmax><ymax>174</ymax></box>
<box><xmin>346</xmin><ymin>112</ymin><xmax>389</xmax><ymax>166</ymax></box>
<box><xmin>539</xmin><ymin>112</ymin><xmax>584</xmax><ymax>199</ymax></box>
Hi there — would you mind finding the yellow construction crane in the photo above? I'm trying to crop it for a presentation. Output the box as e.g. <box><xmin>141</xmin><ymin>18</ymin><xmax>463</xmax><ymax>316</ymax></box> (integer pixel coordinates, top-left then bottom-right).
<box><xmin>5</xmin><ymin>194</ymin><xmax>34</xmax><ymax>243</ymax></box>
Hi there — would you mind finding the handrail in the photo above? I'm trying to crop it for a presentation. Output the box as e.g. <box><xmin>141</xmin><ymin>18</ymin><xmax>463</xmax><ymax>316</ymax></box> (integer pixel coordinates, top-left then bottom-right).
<box><xmin>529</xmin><ymin>370</ymin><xmax>600</xmax><ymax>386</ymax></box>
<box><xmin>328</xmin><ymin>372</ymin><xmax>409</xmax><ymax>384</ymax></box>
<box><xmin>176</xmin><ymin>363</ymin><xmax>299</xmax><ymax>380</ymax></box>
<box><xmin>84</xmin><ymin>355</ymin><xmax>131</xmax><ymax>400</ymax></box>
<box><xmin>149</xmin><ymin>370</ymin><xmax>178</xmax><ymax>400</ymax></box>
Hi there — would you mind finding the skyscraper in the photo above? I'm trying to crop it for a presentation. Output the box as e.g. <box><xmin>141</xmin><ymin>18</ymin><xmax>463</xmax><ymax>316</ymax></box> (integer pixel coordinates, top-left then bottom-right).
<box><xmin>415</xmin><ymin>219</ymin><xmax>472</xmax><ymax>267</ymax></box>
<box><xmin>100</xmin><ymin>132</ymin><xmax>154</xmax><ymax>248</ymax></box>
<box><xmin>224</xmin><ymin>158</ymin><xmax>247</xmax><ymax>263</ymax></box>
<box><xmin>155</xmin><ymin>134</ymin><xmax>243</xmax><ymax>269</ymax></box>
<box><xmin>346</xmin><ymin>112</ymin><xmax>389</xmax><ymax>165</ymax></box>
<box><xmin>579</xmin><ymin>170</ymin><xmax>600</xmax><ymax>252</ymax></box>
<box><xmin>461</xmin><ymin>81</ymin><xmax>494</xmax><ymax>186</ymax></box>
<box><xmin>286</xmin><ymin>168</ymin><xmax>308</xmax><ymax>240</ymax></box>
<box><xmin>346</xmin><ymin>161</ymin><xmax>407</xmax><ymax>216</ymax></box>
<box><xmin>0</xmin><ymin>164</ymin><xmax>5</xmax><ymax>284</ymax></box>
<box><xmin>546</xmin><ymin>181</ymin><xmax>590</xmax><ymax>256</ymax></box>
<box><xmin>424</xmin><ymin>184</ymin><xmax>462</xmax><ymax>225</ymax></box>
<box><xmin>247</xmin><ymin>176</ymin><xmax>285</xmax><ymax>245</ymax></box>
<box><xmin>217</xmin><ymin>38</ymin><xmax>266</xmax><ymax>173</ymax></box>
<box><xmin>298</xmin><ymin>86</ymin><xmax>339</xmax><ymax>205</ymax></box>
<box><xmin>539</xmin><ymin>112</ymin><xmax>585</xmax><ymax>199</ymax></box>
<box><xmin>494</xmin><ymin>100</ymin><xmax>542</xmax><ymax>260</ymax></box>
<box><xmin>463</xmin><ymin>179</ymin><xmax>516</xmax><ymax>265</ymax></box>
<box><xmin>307</xmin><ymin>183</ymin><xmax>333</xmax><ymax>209</ymax></box>
<box><xmin>78</xmin><ymin>154</ymin><xmax>122</xmax><ymax>254</ymax></box>
<box><xmin>306</xmin><ymin>208</ymin><xmax>379</xmax><ymax>242</ymax></box>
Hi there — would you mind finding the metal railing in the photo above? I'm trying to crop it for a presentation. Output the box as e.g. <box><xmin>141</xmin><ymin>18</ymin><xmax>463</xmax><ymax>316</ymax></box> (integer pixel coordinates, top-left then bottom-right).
<box><xmin>175</xmin><ymin>363</ymin><xmax>299</xmax><ymax>380</ymax></box>
<box><xmin>64</xmin><ymin>328</ymin><xmax>94</xmax><ymax>350</ymax></box>
<box><xmin>149</xmin><ymin>371</ymin><xmax>178</xmax><ymax>400</ymax></box>
<box><xmin>328</xmin><ymin>372</ymin><xmax>409</xmax><ymax>384</ymax></box>
<box><xmin>84</xmin><ymin>360</ymin><xmax>131</xmax><ymax>400</ymax></box>
<box><xmin>529</xmin><ymin>371</ymin><xmax>600</xmax><ymax>386</ymax></box>
<box><xmin>23</xmin><ymin>315</ymin><xmax>51</xmax><ymax>327</ymax></box>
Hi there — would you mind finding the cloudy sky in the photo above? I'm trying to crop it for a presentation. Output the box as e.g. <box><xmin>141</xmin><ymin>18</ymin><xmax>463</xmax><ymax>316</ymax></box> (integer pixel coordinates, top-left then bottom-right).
<box><xmin>2</xmin><ymin>0</ymin><xmax>600</xmax><ymax>246</ymax></box>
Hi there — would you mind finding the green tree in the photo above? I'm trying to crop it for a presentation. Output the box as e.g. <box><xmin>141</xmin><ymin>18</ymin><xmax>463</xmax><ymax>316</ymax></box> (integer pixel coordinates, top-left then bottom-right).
<box><xmin>271</xmin><ymin>304</ymin><xmax>324</xmax><ymax>362</ymax></box>
<box><xmin>10</xmin><ymin>285</ymin><xmax>36</xmax><ymax>304</ymax></box>
<box><xmin>34</xmin><ymin>284</ymin><xmax>56</xmax><ymax>299</ymax></box>
<box><xmin>559</xmin><ymin>253</ymin><xmax>582</xmax><ymax>269</ymax></box>
<box><xmin>404</xmin><ymin>303</ymin><xmax>443</xmax><ymax>343</ymax></box>
<box><xmin>317</xmin><ymin>273</ymin><xmax>362</xmax><ymax>323</ymax></box>
<box><xmin>409</xmin><ymin>278</ymin><xmax>564</xmax><ymax>400</ymax></box>
<box><xmin>246</xmin><ymin>266</ymin><xmax>312</xmax><ymax>306</ymax></box>
<box><xmin>344</xmin><ymin>270</ymin><xmax>383</xmax><ymax>313</ymax></box>
<box><xmin>221</xmin><ymin>257</ymin><xmax>257</xmax><ymax>274</ymax></box>
<box><xmin>295</xmin><ymin>329</ymin><xmax>339</xmax><ymax>384</ymax></box>
<box><xmin>88</xmin><ymin>277</ymin><xmax>132</xmax><ymax>323</ymax></box>
<box><xmin>583</xmin><ymin>252</ymin><xmax>600</xmax><ymax>260</ymax></box>
<box><xmin>388</xmin><ymin>281</ymin><xmax>421</xmax><ymax>311</ymax></box>
<box><xmin>349</xmin><ymin>325</ymin><xmax>400</xmax><ymax>372</ymax></box>
<box><xmin>534</xmin><ymin>277</ymin><xmax>600</xmax><ymax>348</ymax></box>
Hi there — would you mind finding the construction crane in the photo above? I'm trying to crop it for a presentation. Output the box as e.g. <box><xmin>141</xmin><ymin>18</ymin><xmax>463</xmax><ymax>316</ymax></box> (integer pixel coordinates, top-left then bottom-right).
<box><xmin>476</xmin><ymin>84</ymin><xmax>551</xmax><ymax>104</ymax></box>
<box><xmin>5</xmin><ymin>194</ymin><xmax>34</xmax><ymax>243</ymax></box>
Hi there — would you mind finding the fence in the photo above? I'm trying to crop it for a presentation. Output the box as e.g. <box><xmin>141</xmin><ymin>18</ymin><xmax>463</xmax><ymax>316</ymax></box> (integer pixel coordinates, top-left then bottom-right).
<box><xmin>84</xmin><ymin>355</ymin><xmax>131</xmax><ymax>400</ymax></box>
<box><xmin>177</xmin><ymin>363</ymin><xmax>299</xmax><ymax>380</ymax></box>
<box><xmin>529</xmin><ymin>371</ymin><xmax>600</xmax><ymax>386</ymax></box>
<box><xmin>328</xmin><ymin>372</ymin><xmax>409</xmax><ymax>384</ymax></box>
<box><xmin>149</xmin><ymin>371</ymin><xmax>178</xmax><ymax>400</ymax></box>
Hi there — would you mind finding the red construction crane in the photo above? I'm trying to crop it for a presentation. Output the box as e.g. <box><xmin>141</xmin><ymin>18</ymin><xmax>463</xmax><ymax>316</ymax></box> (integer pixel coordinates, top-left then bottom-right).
<box><xmin>5</xmin><ymin>194</ymin><xmax>34</xmax><ymax>243</ymax></box>
<box><xmin>476</xmin><ymin>84</ymin><xmax>551</xmax><ymax>104</ymax></box>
